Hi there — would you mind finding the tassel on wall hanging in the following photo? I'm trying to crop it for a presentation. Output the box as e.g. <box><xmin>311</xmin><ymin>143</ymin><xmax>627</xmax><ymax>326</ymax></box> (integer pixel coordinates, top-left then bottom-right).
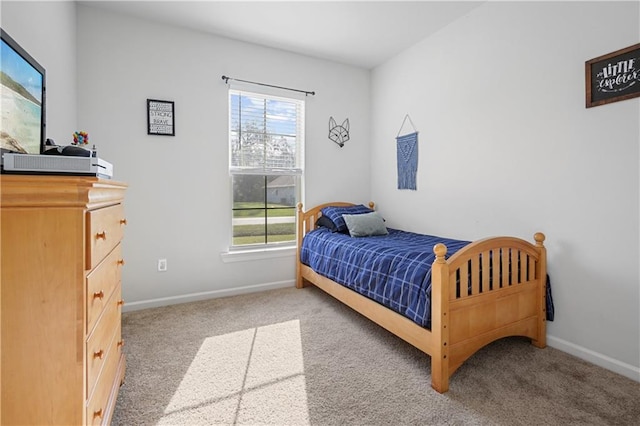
<box><xmin>396</xmin><ymin>114</ymin><xmax>418</xmax><ymax>190</ymax></box>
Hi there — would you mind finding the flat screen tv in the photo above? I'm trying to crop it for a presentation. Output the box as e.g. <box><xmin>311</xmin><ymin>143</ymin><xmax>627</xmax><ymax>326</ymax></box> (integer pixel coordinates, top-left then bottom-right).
<box><xmin>0</xmin><ymin>28</ymin><xmax>46</xmax><ymax>155</ymax></box>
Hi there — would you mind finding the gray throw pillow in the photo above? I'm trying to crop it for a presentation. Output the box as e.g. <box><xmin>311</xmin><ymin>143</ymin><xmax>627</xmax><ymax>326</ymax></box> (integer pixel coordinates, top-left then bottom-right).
<box><xmin>342</xmin><ymin>212</ymin><xmax>388</xmax><ymax>237</ymax></box>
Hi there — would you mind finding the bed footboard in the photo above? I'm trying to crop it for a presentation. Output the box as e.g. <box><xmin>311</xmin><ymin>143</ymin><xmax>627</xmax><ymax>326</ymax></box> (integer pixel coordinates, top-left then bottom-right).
<box><xmin>430</xmin><ymin>233</ymin><xmax>547</xmax><ymax>392</ymax></box>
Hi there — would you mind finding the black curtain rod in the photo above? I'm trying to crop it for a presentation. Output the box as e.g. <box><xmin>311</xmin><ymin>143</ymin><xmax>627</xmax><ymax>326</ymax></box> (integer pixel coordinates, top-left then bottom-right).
<box><xmin>221</xmin><ymin>75</ymin><xmax>315</xmax><ymax>96</ymax></box>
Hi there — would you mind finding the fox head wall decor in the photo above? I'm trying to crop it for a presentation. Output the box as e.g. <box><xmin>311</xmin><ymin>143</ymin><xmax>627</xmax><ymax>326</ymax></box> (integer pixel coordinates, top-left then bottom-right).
<box><xmin>328</xmin><ymin>117</ymin><xmax>350</xmax><ymax>147</ymax></box>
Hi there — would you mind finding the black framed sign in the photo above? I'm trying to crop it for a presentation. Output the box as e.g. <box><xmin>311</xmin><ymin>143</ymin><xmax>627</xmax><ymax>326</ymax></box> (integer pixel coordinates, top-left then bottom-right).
<box><xmin>585</xmin><ymin>43</ymin><xmax>640</xmax><ymax>108</ymax></box>
<box><xmin>147</xmin><ymin>99</ymin><xmax>175</xmax><ymax>135</ymax></box>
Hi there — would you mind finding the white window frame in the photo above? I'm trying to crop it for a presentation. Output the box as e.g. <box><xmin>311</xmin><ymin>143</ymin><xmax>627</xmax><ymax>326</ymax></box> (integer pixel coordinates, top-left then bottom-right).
<box><xmin>227</xmin><ymin>87</ymin><xmax>305</xmax><ymax>252</ymax></box>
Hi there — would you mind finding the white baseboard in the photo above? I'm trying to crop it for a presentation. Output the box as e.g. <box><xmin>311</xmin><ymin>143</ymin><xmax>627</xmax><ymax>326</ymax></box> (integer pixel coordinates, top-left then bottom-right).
<box><xmin>122</xmin><ymin>280</ymin><xmax>295</xmax><ymax>313</ymax></box>
<box><xmin>548</xmin><ymin>335</ymin><xmax>640</xmax><ymax>382</ymax></box>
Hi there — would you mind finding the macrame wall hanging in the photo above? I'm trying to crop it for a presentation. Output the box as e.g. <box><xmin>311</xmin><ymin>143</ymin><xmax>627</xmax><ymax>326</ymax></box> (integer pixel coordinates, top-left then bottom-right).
<box><xmin>396</xmin><ymin>114</ymin><xmax>419</xmax><ymax>190</ymax></box>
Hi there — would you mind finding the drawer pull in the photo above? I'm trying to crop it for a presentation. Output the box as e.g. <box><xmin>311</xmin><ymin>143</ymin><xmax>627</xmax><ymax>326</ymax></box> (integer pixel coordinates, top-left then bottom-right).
<box><xmin>118</xmin><ymin>339</ymin><xmax>125</xmax><ymax>348</ymax></box>
<box><xmin>117</xmin><ymin>299</ymin><xmax>125</xmax><ymax>307</ymax></box>
<box><xmin>93</xmin><ymin>290</ymin><xmax>104</xmax><ymax>300</ymax></box>
<box><xmin>96</xmin><ymin>231</ymin><xmax>107</xmax><ymax>240</ymax></box>
<box><xmin>120</xmin><ymin>218</ymin><xmax>128</xmax><ymax>225</ymax></box>
<box><xmin>117</xmin><ymin>259</ymin><xmax>125</xmax><ymax>266</ymax></box>
<box><xmin>93</xmin><ymin>408</ymin><xmax>103</xmax><ymax>419</ymax></box>
<box><xmin>93</xmin><ymin>349</ymin><xmax>104</xmax><ymax>359</ymax></box>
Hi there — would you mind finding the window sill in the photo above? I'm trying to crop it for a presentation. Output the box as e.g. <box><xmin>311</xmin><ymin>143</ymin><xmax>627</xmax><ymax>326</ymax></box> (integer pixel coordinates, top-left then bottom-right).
<box><xmin>220</xmin><ymin>246</ymin><xmax>296</xmax><ymax>263</ymax></box>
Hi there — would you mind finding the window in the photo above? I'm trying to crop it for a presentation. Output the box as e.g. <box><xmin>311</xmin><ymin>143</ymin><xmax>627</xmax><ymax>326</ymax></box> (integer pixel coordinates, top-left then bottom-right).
<box><xmin>228</xmin><ymin>89</ymin><xmax>304</xmax><ymax>248</ymax></box>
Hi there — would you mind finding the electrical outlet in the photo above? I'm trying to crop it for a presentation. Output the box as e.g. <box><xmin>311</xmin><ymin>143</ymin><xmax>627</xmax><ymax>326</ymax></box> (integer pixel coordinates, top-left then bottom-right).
<box><xmin>158</xmin><ymin>259</ymin><xmax>167</xmax><ymax>272</ymax></box>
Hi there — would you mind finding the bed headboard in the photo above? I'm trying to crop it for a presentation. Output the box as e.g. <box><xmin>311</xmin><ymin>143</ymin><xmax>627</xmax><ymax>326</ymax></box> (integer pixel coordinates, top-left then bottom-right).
<box><xmin>296</xmin><ymin>201</ymin><xmax>375</xmax><ymax>240</ymax></box>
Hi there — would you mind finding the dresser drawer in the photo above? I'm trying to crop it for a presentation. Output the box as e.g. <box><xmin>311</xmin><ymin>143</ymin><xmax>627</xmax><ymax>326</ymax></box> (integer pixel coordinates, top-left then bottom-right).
<box><xmin>87</xmin><ymin>283</ymin><xmax>122</xmax><ymax>399</ymax></box>
<box><xmin>87</xmin><ymin>244</ymin><xmax>123</xmax><ymax>333</ymax></box>
<box><xmin>87</xmin><ymin>204</ymin><xmax>126</xmax><ymax>270</ymax></box>
<box><xmin>86</xmin><ymin>334</ymin><xmax>121</xmax><ymax>426</ymax></box>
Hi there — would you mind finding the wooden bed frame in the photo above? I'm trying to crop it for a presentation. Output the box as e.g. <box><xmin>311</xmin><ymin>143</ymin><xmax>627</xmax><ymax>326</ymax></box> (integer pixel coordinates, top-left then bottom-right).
<box><xmin>296</xmin><ymin>202</ymin><xmax>547</xmax><ymax>393</ymax></box>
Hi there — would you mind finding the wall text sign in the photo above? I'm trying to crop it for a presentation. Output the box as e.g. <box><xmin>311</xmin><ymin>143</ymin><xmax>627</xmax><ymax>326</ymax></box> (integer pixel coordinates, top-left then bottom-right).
<box><xmin>147</xmin><ymin>99</ymin><xmax>175</xmax><ymax>136</ymax></box>
<box><xmin>586</xmin><ymin>43</ymin><xmax>640</xmax><ymax>108</ymax></box>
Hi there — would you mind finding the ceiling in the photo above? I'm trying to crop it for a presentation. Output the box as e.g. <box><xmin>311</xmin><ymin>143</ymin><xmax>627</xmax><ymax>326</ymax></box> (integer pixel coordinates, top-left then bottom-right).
<box><xmin>80</xmin><ymin>1</ymin><xmax>483</xmax><ymax>69</ymax></box>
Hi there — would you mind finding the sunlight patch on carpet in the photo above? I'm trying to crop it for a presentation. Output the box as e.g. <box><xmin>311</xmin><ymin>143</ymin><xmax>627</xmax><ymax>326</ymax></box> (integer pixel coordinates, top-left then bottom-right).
<box><xmin>160</xmin><ymin>320</ymin><xmax>310</xmax><ymax>425</ymax></box>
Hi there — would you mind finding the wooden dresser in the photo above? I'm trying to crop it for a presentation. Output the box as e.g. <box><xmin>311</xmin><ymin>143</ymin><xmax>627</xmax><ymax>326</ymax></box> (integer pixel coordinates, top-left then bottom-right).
<box><xmin>0</xmin><ymin>175</ymin><xmax>128</xmax><ymax>425</ymax></box>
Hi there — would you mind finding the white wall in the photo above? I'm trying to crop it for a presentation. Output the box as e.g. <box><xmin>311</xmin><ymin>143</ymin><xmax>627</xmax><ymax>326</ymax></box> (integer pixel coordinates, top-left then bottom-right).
<box><xmin>1</xmin><ymin>1</ymin><xmax>77</xmax><ymax>143</ymax></box>
<box><xmin>75</xmin><ymin>5</ymin><xmax>371</xmax><ymax>309</ymax></box>
<box><xmin>371</xmin><ymin>1</ymin><xmax>639</xmax><ymax>380</ymax></box>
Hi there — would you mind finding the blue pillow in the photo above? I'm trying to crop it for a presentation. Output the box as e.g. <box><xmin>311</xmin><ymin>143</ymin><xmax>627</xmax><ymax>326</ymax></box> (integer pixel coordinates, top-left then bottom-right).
<box><xmin>320</xmin><ymin>204</ymin><xmax>373</xmax><ymax>233</ymax></box>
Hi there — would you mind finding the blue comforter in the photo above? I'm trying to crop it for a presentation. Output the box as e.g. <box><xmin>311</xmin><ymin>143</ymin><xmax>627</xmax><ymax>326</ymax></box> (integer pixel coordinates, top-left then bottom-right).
<box><xmin>300</xmin><ymin>227</ymin><xmax>470</xmax><ymax>329</ymax></box>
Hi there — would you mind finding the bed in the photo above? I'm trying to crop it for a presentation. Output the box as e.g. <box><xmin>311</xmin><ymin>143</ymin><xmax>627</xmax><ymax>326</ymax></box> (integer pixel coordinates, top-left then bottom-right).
<box><xmin>296</xmin><ymin>201</ymin><xmax>548</xmax><ymax>393</ymax></box>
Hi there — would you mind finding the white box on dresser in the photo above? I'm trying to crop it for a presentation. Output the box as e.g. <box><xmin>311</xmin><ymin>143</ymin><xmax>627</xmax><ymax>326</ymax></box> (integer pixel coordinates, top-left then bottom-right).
<box><xmin>0</xmin><ymin>175</ymin><xmax>128</xmax><ymax>425</ymax></box>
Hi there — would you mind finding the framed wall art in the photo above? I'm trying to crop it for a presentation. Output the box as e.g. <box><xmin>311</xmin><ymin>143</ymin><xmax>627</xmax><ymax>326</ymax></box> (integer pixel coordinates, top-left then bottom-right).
<box><xmin>147</xmin><ymin>99</ymin><xmax>175</xmax><ymax>135</ymax></box>
<box><xmin>585</xmin><ymin>43</ymin><xmax>640</xmax><ymax>108</ymax></box>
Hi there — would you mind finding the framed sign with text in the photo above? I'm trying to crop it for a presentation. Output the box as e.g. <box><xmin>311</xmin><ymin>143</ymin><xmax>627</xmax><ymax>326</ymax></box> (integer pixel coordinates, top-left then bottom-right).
<box><xmin>585</xmin><ymin>43</ymin><xmax>640</xmax><ymax>108</ymax></box>
<box><xmin>147</xmin><ymin>99</ymin><xmax>175</xmax><ymax>135</ymax></box>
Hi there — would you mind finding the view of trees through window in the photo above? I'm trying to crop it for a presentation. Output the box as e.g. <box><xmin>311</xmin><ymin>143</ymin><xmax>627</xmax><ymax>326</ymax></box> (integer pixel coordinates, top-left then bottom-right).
<box><xmin>229</xmin><ymin>91</ymin><xmax>303</xmax><ymax>246</ymax></box>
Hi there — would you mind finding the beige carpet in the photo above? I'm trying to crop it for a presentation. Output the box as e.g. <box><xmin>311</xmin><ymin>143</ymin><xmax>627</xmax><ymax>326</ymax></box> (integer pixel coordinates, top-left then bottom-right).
<box><xmin>112</xmin><ymin>286</ymin><xmax>640</xmax><ymax>425</ymax></box>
